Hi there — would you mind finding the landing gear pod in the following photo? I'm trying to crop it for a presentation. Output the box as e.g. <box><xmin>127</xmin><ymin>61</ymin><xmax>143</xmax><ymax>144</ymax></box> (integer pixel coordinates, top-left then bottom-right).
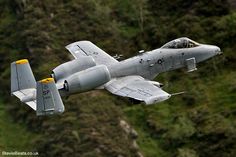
<box><xmin>186</xmin><ymin>57</ymin><xmax>197</xmax><ymax>72</ymax></box>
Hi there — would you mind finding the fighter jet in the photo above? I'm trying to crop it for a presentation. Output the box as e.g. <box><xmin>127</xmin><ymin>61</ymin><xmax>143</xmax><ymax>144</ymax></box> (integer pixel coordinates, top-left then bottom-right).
<box><xmin>11</xmin><ymin>37</ymin><xmax>222</xmax><ymax>116</ymax></box>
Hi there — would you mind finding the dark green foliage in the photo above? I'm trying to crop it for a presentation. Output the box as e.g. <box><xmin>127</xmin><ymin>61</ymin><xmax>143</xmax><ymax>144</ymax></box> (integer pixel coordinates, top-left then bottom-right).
<box><xmin>34</xmin><ymin>93</ymin><xmax>138</xmax><ymax>157</ymax></box>
<box><xmin>0</xmin><ymin>0</ymin><xmax>236</xmax><ymax>157</ymax></box>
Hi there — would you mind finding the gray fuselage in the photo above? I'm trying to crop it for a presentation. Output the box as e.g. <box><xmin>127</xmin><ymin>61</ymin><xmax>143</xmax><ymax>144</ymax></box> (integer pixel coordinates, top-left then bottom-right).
<box><xmin>108</xmin><ymin>44</ymin><xmax>221</xmax><ymax>80</ymax></box>
<box><xmin>58</xmin><ymin>37</ymin><xmax>222</xmax><ymax>96</ymax></box>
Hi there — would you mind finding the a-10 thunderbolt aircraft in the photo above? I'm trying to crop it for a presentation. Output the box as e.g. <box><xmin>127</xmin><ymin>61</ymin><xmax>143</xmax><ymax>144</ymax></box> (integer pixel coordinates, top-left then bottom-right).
<box><xmin>11</xmin><ymin>37</ymin><xmax>222</xmax><ymax>116</ymax></box>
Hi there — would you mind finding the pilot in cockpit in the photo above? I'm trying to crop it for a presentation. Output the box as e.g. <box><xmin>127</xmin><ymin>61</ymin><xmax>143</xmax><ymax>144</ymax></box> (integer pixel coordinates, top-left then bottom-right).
<box><xmin>161</xmin><ymin>38</ymin><xmax>199</xmax><ymax>49</ymax></box>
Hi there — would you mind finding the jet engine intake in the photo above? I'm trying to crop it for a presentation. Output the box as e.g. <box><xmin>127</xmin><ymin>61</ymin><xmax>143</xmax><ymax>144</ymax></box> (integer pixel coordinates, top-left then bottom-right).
<box><xmin>64</xmin><ymin>65</ymin><xmax>111</xmax><ymax>93</ymax></box>
<box><xmin>52</xmin><ymin>56</ymin><xmax>96</xmax><ymax>82</ymax></box>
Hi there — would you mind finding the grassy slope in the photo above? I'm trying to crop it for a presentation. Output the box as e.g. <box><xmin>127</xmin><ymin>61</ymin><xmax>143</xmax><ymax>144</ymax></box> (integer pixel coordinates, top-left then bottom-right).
<box><xmin>0</xmin><ymin>2</ymin><xmax>38</xmax><ymax>152</ymax></box>
<box><xmin>0</xmin><ymin>1</ymin><xmax>235</xmax><ymax>156</ymax></box>
<box><xmin>0</xmin><ymin>99</ymin><xmax>38</xmax><ymax>152</ymax></box>
<box><xmin>123</xmin><ymin>63</ymin><xmax>236</xmax><ymax>157</ymax></box>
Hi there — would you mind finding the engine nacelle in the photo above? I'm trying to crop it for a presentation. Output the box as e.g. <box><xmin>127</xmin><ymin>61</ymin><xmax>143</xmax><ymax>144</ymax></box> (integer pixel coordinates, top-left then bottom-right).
<box><xmin>64</xmin><ymin>65</ymin><xmax>111</xmax><ymax>93</ymax></box>
<box><xmin>52</xmin><ymin>56</ymin><xmax>96</xmax><ymax>82</ymax></box>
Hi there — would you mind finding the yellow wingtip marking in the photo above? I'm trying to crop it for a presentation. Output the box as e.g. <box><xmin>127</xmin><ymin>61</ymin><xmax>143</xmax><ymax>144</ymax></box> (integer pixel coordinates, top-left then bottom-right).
<box><xmin>40</xmin><ymin>78</ymin><xmax>54</xmax><ymax>84</ymax></box>
<box><xmin>15</xmin><ymin>59</ymin><xmax>28</xmax><ymax>64</ymax></box>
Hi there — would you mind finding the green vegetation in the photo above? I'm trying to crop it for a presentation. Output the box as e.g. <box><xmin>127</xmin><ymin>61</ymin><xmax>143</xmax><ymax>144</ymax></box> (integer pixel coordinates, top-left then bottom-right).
<box><xmin>0</xmin><ymin>99</ymin><xmax>38</xmax><ymax>152</ymax></box>
<box><xmin>0</xmin><ymin>0</ymin><xmax>235</xmax><ymax>156</ymax></box>
<box><xmin>124</xmin><ymin>69</ymin><xmax>236</xmax><ymax>157</ymax></box>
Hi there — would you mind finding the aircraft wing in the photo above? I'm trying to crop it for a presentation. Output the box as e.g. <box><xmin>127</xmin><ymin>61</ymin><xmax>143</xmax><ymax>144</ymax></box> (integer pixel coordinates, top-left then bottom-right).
<box><xmin>66</xmin><ymin>41</ymin><xmax>118</xmax><ymax>66</ymax></box>
<box><xmin>105</xmin><ymin>76</ymin><xmax>171</xmax><ymax>105</ymax></box>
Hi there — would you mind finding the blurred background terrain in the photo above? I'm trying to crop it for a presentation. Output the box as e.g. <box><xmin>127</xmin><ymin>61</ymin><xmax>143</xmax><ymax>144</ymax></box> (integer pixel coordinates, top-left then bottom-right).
<box><xmin>0</xmin><ymin>0</ymin><xmax>236</xmax><ymax>157</ymax></box>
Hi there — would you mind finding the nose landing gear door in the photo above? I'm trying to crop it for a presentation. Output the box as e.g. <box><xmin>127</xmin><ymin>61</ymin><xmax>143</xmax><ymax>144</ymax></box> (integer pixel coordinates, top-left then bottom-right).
<box><xmin>186</xmin><ymin>57</ymin><xmax>197</xmax><ymax>72</ymax></box>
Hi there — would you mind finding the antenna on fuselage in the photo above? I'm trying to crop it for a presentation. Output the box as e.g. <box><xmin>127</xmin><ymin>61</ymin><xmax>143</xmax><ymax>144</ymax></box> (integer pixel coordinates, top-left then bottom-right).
<box><xmin>139</xmin><ymin>50</ymin><xmax>145</xmax><ymax>54</ymax></box>
<box><xmin>113</xmin><ymin>54</ymin><xmax>124</xmax><ymax>60</ymax></box>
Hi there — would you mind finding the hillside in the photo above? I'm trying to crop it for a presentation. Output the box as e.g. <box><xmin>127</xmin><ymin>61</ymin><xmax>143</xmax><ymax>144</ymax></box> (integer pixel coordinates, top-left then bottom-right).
<box><xmin>0</xmin><ymin>0</ymin><xmax>235</xmax><ymax>157</ymax></box>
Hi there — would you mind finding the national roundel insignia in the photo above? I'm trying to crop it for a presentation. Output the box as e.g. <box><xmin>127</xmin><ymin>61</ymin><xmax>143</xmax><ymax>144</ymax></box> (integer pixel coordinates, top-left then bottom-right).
<box><xmin>157</xmin><ymin>59</ymin><xmax>163</xmax><ymax>64</ymax></box>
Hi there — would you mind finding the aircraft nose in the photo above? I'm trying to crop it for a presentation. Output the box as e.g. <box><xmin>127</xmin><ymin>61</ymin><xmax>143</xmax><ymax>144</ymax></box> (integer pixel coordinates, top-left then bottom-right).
<box><xmin>208</xmin><ymin>45</ymin><xmax>222</xmax><ymax>56</ymax></box>
<box><xmin>195</xmin><ymin>45</ymin><xmax>222</xmax><ymax>63</ymax></box>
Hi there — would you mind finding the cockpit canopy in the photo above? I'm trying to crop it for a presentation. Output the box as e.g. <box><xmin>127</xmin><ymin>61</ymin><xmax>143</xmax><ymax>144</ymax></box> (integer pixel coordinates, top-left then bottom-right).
<box><xmin>161</xmin><ymin>37</ymin><xmax>200</xmax><ymax>49</ymax></box>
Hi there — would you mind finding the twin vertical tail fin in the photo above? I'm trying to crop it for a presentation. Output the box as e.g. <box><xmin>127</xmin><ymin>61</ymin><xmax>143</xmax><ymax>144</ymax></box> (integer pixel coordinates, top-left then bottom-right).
<box><xmin>11</xmin><ymin>59</ymin><xmax>65</xmax><ymax>116</ymax></box>
<box><xmin>11</xmin><ymin>59</ymin><xmax>37</xmax><ymax>110</ymax></box>
<box><xmin>36</xmin><ymin>78</ymin><xmax>64</xmax><ymax>116</ymax></box>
